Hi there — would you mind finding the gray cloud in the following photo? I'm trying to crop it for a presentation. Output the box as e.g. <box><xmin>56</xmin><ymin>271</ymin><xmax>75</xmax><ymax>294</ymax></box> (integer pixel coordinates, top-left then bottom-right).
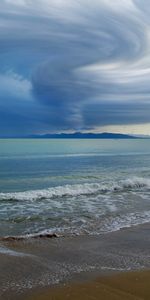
<box><xmin>0</xmin><ymin>0</ymin><xmax>150</xmax><ymax>135</ymax></box>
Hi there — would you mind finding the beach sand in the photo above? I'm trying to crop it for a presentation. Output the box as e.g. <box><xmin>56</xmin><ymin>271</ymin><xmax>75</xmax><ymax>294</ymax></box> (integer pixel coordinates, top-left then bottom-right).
<box><xmin>0</xmin><ymin>223</ymin><xmax>150</xmax><ymax>300</ymax></box>
<box><xmin>27</xmin><ymin>270</ymin><xmax>150</xmax><ymax>300</ymax></box>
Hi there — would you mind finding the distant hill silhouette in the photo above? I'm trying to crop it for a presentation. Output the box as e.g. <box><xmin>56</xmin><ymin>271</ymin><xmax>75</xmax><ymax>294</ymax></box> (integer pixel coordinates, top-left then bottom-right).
<box><xmin>27</xmin><ymin>132</ymin><xmax>137</xmax><ymax>139</ymax></box>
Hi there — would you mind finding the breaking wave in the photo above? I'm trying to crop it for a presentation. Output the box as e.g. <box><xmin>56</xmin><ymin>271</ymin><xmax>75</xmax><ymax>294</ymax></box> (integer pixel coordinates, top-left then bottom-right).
<box><xmin>1</xmin><ymin>210</ymin><xmax>150</xmax><ymax>240</ymax></box>
<box><xmin>0</xmin><ymin>177</ymin><xmax>150</xmax><ymax>201</ymax></box>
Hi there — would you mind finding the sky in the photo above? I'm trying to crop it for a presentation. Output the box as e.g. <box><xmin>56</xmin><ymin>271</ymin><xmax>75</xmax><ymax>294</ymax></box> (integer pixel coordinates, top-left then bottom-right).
<box><xmin>0</xmin><ymin>0</ymin><xmax>150</xmax><ymax>136</ymax></box>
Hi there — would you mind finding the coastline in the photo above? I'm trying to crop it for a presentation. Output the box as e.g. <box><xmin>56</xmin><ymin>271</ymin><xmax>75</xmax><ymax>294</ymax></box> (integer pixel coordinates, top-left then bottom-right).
<box><xmin>0</xmin><ymin>223</ymin><xmax>150</xmax><ymax>299</ymax></box>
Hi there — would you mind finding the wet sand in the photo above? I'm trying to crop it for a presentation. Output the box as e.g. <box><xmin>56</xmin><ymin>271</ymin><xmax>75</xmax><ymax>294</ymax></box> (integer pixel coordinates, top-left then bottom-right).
<box><xmin>27</xmin><ymin>270</ymin><xmax>150</xmax><ymax>300</ymax></box>
<box><xmin>0</xmin><ymin>223</ymin><xmax>150</xmax><ymax>299</ymax></box>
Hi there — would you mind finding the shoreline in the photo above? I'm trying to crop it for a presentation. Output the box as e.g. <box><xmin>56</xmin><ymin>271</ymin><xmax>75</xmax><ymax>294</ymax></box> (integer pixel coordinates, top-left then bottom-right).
<box><xmin>0</xmin><ymin>223</ymin><xmax>150</xmax><ymax>299</ymax></box>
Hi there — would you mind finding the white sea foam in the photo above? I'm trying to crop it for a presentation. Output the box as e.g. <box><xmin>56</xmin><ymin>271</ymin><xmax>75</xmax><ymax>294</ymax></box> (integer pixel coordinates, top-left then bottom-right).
<box><xmin>0</xmin><ymin>177</ymin><xmax>150</xmax><ymax>201</ymax></box>
<box><xmin>0</xmin><ymin>183</ymin><xmax>107</xmax><ymax>201</ymax></box>
<box><xmin>1</xmin><ymin>177</ymin><xmax>150</xmax><ymax>238</ymax></box>
<box><xmin>102</xmin><ymin>211</ymin><xmax>150</xmax><ymax>233</ymax></box>
<box><xmin>3</xmin><ymin>210</ymin><xmax>150</xmax><ymax>239</ymax></box>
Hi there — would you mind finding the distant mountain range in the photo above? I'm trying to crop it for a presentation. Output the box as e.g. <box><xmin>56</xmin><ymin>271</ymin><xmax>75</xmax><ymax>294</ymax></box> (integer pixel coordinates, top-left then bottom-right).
<box><xmin>27</xmin><ymin>132</ymin><xmax>137</xmax><ymax>139</ymax></box>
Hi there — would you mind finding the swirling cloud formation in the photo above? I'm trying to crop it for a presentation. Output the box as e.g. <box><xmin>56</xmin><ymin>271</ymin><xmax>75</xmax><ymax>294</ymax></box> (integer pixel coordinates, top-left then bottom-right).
<box><xmin>0</xmin><ymin>0</ymin><xmax>150</xmax><ymax>135</ymax></box>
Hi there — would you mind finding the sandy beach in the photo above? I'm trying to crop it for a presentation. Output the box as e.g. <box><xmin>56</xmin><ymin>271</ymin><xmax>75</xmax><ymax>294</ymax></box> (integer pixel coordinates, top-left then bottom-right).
<box><xmin>0</xmin><ymin>223</ymin><xmax>150</xmax><ymax>300</ymax></box>
<box><xmin>27</xmin><ymin>270</ymin><xmax>150</xmax><ymax>300</ymax></box>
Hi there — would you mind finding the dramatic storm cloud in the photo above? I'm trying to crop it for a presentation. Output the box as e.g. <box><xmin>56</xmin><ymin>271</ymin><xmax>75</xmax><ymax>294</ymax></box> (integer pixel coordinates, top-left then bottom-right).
<box><xmin>0</xmin><ymin>0</ymin><xmax>150</xmax><ymax>136</ymax></box>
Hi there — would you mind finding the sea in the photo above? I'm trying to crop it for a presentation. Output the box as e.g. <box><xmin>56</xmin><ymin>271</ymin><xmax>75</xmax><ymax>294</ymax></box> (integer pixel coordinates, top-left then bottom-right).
<box><xmin>0</xmin><ymin>138</ymin><xmax>150</xmax><ymax>238</ymax></box>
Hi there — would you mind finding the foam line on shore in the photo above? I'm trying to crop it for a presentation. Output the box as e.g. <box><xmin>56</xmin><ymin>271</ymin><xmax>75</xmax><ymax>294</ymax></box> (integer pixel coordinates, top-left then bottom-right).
<box><xmin>0</xmin><ymin>232</ymin><xmax>58</xmax><ymax>242</ymax></box>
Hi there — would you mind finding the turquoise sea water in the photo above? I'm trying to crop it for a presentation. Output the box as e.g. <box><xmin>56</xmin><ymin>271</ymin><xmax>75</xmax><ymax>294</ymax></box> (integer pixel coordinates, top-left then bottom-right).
<box><xmin>0</xmin><ymin>139</ymin><xmax>150</xmax><ymax>237</ymax></box>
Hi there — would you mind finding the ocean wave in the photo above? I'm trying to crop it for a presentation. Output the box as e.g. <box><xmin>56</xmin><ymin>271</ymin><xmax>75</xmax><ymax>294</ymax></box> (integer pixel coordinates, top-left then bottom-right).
<box><xmin>1</xmin><ymin>210</ymin><xmax>150</xmax><ymax>240</ymax></box>
<box><xmin>0</xmin><ymin>177</ymin><xmax>150</xmax><ymax>201</ymax></box>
